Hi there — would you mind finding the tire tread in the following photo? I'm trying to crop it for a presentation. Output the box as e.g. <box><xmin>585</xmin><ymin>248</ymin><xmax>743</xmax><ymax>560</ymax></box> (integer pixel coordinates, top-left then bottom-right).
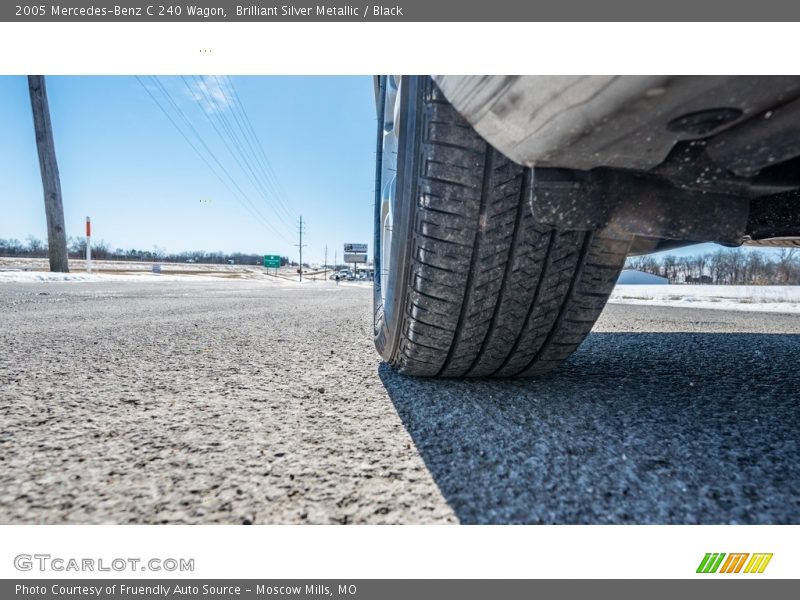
<box><xmin>385</xmin><ymin>78</ymin><xmax>630</xmax><ymax>378</ymax></box>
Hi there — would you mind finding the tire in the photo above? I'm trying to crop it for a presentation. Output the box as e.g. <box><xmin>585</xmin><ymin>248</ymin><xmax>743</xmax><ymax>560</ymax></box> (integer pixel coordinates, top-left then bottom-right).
<box><xmin>373</xmin><ymin>76</ymin><xmax>631</xmax><ymax>378</ymax></box>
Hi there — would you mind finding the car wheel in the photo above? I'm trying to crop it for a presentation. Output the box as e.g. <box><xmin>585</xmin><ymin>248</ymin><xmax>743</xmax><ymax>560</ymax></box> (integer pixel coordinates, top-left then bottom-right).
<box><xmin>373</xmin><ymin>76</ymin><xmax>631</xmax><ymax>377</ymax></box>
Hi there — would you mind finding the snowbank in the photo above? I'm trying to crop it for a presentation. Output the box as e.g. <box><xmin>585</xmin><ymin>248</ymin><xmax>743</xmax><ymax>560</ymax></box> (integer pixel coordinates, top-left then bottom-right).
<box><xmin>609</xmin><ymin>284</ymin><xmax>800</xmax><ymax>314</ymax></box>
<box><xmin>0</xmin><ymin>270</ymin><xmax>291</xmax><ymax>284</ymax></box>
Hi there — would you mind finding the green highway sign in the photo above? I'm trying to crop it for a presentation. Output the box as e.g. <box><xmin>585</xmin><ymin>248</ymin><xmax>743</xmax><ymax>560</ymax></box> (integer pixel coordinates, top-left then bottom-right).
<box><xmin>263</xmin><ymin>255</ymin><xmax>281</xmax><ymax>268</ymax></box>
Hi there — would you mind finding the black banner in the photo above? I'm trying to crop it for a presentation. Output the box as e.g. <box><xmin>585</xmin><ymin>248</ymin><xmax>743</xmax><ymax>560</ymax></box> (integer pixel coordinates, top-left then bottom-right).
<box><xmin>3</xmin><ymin>580</ymin><xmax>799</xmax><ymax>600</ymax></box>
<box><xmin>4</xmin><ymin>0</ymin><xmax>800</xmax><ymax>22</ymax></box>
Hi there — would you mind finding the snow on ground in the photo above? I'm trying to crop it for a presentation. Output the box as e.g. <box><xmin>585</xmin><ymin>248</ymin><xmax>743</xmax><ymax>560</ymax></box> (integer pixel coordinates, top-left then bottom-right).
<box><xmin>337</xmin><ymin>280</ymin><xmax>374</xmax><ymax>288</ymax></box>
<box><xmin>0</xmin><ymin>258</ymin><xmax>313</xmax><ymax>285</ymax></box>
<box><xmin>0</xmin><ymin>258</ymin><xmax>376</xmax><ymax>287</ymax></box>
<box><xmin>0</xmin><ymin>270</ymin><xmax>379</xmax><ymax>288</ymax></box>
<box><xmin>0</xmin><ymin>271</ymin><xmax>244</xmax><ymax>283</ymax></box>
<box><xmin>610</xmin><ymin>284</ymin><xmax>800</xmax><ymax>314</ymax></box>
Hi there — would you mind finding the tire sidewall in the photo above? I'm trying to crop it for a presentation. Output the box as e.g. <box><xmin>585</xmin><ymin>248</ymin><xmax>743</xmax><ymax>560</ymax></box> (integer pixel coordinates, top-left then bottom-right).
<box><xmin>374</xmin><ymin>76</ymin><xmax>422</xmax><ymax>363</ymax></box>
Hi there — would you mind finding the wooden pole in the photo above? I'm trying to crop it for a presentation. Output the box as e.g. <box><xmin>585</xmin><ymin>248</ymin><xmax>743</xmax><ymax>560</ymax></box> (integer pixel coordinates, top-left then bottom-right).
<box><xmin>28</xmin><ymin>75</ymin><xmax>69</xmax><ymax>273</ymax></box>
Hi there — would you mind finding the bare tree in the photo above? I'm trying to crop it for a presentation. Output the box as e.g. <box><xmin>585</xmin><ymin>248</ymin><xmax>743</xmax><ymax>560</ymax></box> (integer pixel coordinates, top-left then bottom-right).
<box><xmin>626</xmin><ymin>246</ymin><xmax>800</xmax><ymax>285</ymax></box>
<box><xmin>28</xmin><ymin>75</ymin><xmax>69</xmax><ymax>272</ymax></box>
<box><xmin>68</xmin><ymin>236</ymin><xmax>86</xmax><ymax>257</ymax></box>
<box><xmin>777</xmin><ymin>248</ymin><xmax>799</xmax><ymax>284</ymax></box>
<box><xmin>1</xmin><ymin>238</ymin><xmax>24</xmax><ymax>256</ymax></box>
<box><xmin>25</xmin><ymin>235</ymin><xmax>45</xmax><ymax>257</ymax></box>
<box><xmin>93</xmin><ymin>239</ymin><xmax>111</xmax><ymax>259</ymax></box>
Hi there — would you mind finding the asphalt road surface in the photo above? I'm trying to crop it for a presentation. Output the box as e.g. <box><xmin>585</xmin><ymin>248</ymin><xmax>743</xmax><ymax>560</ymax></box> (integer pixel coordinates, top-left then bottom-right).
<box><xmin>1</xmin><ymin>279</ymin><xmax>798</xmax><ymax>524</ymax></box>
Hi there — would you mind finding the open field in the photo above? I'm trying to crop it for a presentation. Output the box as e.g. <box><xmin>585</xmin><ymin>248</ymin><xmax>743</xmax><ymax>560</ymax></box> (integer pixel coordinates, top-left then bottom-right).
<box><xmin>1</xmin><ymin>278</ymin><xmax>798</xmax><ymax>524</ymax></box>
<box><xmin>0</xmin><ymin>257</ymin><xmax>340</xmax><ymax>283</ymax></box>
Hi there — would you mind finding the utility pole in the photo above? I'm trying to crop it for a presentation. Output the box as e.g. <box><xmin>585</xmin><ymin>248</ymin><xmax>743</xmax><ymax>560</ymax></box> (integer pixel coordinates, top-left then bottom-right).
<box><xmin>323</xmin><ymin>244</ymin><xmax>328</xmax><ymax>281</ymax></box>
<box><xmin>28</xmin><ymin>75</ymin><xmax>69</xmax><ymax>273</ymax></box>
<box><xmin>296</xmin><ymin>216</ymin><xmax>307</xmax><ymax>282</ymax></box>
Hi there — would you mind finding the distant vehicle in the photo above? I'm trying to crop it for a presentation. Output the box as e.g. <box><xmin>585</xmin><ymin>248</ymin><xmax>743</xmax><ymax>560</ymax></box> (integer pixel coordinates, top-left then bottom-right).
<box><xmin>373</xmin><ymin>75</ymin><xmax>800</xmax><ymax>377</ymax></box>
<box><xmin>330</xmin><ymin>270</ymin><xmax>352</xmax><ymax>281</ymax></box>
<box><xmin>185</xmin><ymin>258</ymin><xmax>196</xmax><ymax>263</ymax></box>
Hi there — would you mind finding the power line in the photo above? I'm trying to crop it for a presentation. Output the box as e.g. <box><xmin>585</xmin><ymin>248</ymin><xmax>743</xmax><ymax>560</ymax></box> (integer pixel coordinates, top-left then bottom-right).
<box><xmin>209</xmin><ymin>76</ymin><xmax>294</xmax><ymax>224</ymax></box>
<box><xmin>190</xmin><ymin>76</ymin><xmax>280</xmax><ymax>211</ymax></box>
<box><xmin>182</xmin><ymin>75</ymin><xmax>294</xmax><ymax>232</ymax></box>
<box><xmin>220</xmin><ymin>76</ymin><xmax>296</xmax><ymax>223</ymax></box>
<box><xmin>136</xmin><ymin>76</ymin><xmax>292</xmax><ymax>245</ymax></box>
<box><xmin>218</xmin><ymin>75</ymin><xmax>294</xmax><ymax>221</ymax></box>
<box><xmin>134</xmin><ymin>77</ymin><xmax>259</xmax><ymax>224</ymax></box>
<box><xmin>149</xmin><ymin>76</ymin><xmax>279</xmax><ymax>237</ymax></box>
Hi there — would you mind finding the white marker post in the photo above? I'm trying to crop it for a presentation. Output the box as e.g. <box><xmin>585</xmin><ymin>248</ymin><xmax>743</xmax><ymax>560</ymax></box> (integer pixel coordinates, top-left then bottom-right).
<box><xmin>85</xmin><ymin>216</ymin><xmax>91</xmax><ymax>273</ymax></box>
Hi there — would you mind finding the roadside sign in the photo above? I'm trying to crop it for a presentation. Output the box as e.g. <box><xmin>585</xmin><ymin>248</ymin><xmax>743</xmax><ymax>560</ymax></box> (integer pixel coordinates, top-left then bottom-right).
<box><xmin>152</xmin><ymin>264</ymin><xmax>161</xmax><ymax>274</ymax></box>
<box><xmin>344</xmin><ymin>253</ymin><xmax>367</xmax><ymax>263</ymax></box>
<box><xmin>344</xmin><ymin>243</ymin><xmax>367</xmax><ymax>253</ymax></box>
<box><xmin>85</xmin><ymin>216</ymin><xmax>92</xmax><ymax>273</ymax></box>
<box><xmin>263</xmin><ymin>255</ymin><xmax>281</xmax><ymax>268</ymax></box>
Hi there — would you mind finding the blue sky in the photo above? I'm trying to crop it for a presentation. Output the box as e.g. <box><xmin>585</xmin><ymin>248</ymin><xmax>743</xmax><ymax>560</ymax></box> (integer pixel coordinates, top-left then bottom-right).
<box><xmin>0</xmin><ymin>76</ymin><xmax>375</xmax><ymax>262</ymax></box>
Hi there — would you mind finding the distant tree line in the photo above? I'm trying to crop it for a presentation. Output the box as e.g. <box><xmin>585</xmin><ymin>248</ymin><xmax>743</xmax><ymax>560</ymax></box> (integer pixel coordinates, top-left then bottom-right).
<box><xmin>0</xmin><ymin>235</ymin><xmax>291</xmax><ymax>267</ymax></box>
<box><xmin>625</xmin><ymin>247</ymin><xmax>800</xmax><ymax>285</ymax></box>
